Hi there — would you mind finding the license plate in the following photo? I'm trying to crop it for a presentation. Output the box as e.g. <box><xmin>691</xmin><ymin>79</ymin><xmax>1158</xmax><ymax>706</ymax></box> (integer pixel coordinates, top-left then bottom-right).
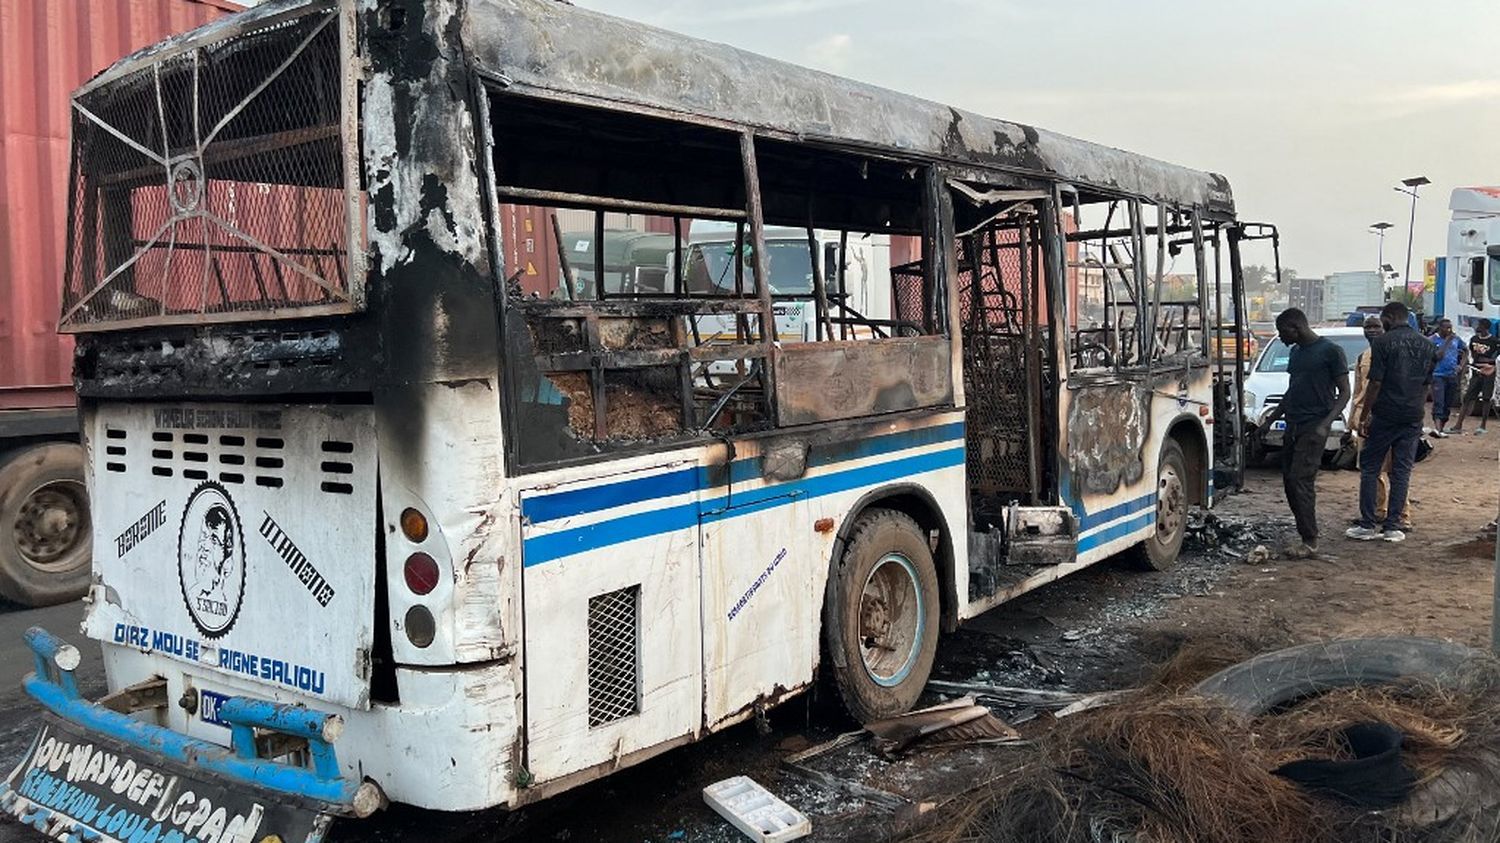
<box><xmin>1</xmin><ymin>715</ymin><xmax>331</xmax><ymax>843</ymax></box>
<box><xmin>1271</xmin><ymin>420</ymin><xmax>1287</xmax><ymax>431</ymax></box>
<box><xmin>199</xmin><ymin>689</ymin><xmax>232</xmax><ymax>729</ymax></box>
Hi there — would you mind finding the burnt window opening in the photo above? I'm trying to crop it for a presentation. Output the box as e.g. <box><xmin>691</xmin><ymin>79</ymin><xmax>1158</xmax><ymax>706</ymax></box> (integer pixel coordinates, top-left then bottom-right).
<box><xmin>1064</xmin><ymin>195</ymin><xmax>1210</xmax><ymax>374</ymax></box>
<box><xmin>488</xmin><ymin>92</ymin><xmax>776</xmax><ymax>467</ymax></box>
<box><xmin>61</xmin><ymin>6</ymin><xmax>355</xmax><ymax>330</ymax></box>
<box><xmin>751</xmin><ymin>137</ymin><xmax>931</xmax><ymax>343</ymax></box>
<box><xmin>950</xmin><ymin>184</ymin><xmax>1060</xmax><ymax>512</ymax></box>
<box><xmin>1066</xmin><ymin>196</ymin><xmax>1145</xmax><ymax>372</ymax></box>
<box><xmin>486</xmin><ymin>90</ymin><xmax>953</xmax><ymax>466</ymax></box>
<box><xmin>1141</xmin><ymin>205</ymin><xmax>1209</xmax><ymax>364</ymax></box>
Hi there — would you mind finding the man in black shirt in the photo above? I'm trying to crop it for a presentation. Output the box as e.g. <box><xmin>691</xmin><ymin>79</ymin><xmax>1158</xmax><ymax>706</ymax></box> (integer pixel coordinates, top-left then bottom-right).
<box><xmin>1347</xmin><ymin>301</ymin><xmax>1433</xmax><ymax>542</ymax></box>
<box><xmin>1447</xmin><ymin>317</ymin><xmax>1499</xmax><ymax>434</ymax></box>
<box><xmin>1259</xmin><ymin>308</ymin><xmax>1349</xmax><ymax>557</ymax></box>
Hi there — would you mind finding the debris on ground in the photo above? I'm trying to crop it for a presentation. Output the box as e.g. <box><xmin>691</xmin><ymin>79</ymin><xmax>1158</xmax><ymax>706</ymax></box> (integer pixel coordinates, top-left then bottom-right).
<box><xmin>915</xmin><ymin>638</ymin><xmax>1500</xmax><ymax>843</ymax></box>
<box><xmin>925</xmin><ymin>680</ymin><xmax>1098</xmax><ymax>711</ymax></box>
<box><xmin>864</xmin><ymin>697</ymin><xmax>1021</xmax><ymax>759</ymax></box>
<box><xmin>1185</xmin><ymin>512</ymin><xmax>1273</xmax><ymax>555</ymax></box>
<box><xmin>702</xmin><ymin>776</ymin><xmax>811</xmax><ymax>842</ymax></box>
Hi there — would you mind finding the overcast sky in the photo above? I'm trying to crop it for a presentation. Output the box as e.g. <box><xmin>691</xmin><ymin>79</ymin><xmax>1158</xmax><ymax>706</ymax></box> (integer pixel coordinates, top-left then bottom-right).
<box><xmin>578</xmin><ymin>0</ymin><xmax>1498</xmax><ymax>280</ymax></box>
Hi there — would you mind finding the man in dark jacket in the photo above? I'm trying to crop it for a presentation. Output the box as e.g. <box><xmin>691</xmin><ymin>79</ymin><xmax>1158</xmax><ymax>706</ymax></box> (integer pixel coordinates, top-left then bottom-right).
<box><xmin>1259</xmin><ymin>308</ymin><xmax>1349</xmax><ymax>557</ymax></box>
<box><xmin>1347</xmin><ymin>301</ymin><xmax>1434</xmax><ymax>543</ymax></box>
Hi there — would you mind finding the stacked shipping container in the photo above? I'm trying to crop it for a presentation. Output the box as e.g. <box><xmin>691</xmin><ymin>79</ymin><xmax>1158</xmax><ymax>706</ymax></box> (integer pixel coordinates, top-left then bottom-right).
<box><xmin>0</xmin><ymin>0</ymin><xmax>238</xmax><ymax>607</ymax></box>
<box><xmin>1</xmin><ymin>0</ymin><xmax>238</xmax><ymax>407</ymax></box>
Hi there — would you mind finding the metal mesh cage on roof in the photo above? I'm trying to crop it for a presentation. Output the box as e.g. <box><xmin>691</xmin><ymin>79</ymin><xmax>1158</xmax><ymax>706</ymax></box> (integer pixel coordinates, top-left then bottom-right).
<box><xmin>61</xmin><ymin>5</ymin><xmax>358</xmax><ymax>330</ymax></box>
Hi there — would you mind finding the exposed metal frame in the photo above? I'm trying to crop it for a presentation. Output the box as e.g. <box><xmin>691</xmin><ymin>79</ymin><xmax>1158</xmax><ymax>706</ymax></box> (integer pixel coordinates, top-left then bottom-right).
<box><xmin>59</xmin><ymin>0</ymin><xmax>362</xmax><ymax>332</ymax></box>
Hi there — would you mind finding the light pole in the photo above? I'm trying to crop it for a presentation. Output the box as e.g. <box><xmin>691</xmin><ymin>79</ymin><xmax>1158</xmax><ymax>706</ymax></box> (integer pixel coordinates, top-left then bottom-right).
<box><xmin>1369</xmin><ymin>221</ymin><xmax>1393</xmax><ymax>280</ymax></box>
<box><xmin>1394</xmin><ymin>176</ymin><xmax>1430</xmax><ymax>290</ymax></box>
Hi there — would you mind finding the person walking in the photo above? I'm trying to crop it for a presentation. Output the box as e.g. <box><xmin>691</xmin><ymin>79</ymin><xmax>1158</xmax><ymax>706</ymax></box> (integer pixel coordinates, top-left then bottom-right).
<box><xmin>1349</xmin><ymin>316</ymin><xmax>1411</xmax><ymax>529</ymax></box>
<box><xmin>1348</xmin><ymin>301</ymin><xmax>1435</xmax><ymax>543</ymax></box>
<box><xmin>1428</xmin><ymin>318</ymin><xmax>1466</xmax><ymax>437</ymax></box>
<box><xmin>1258</xmin><ymin>308</ymin><xmax>1349</xmax><ymax>557</ymax></box>
<box><xmin>1446</xmin><ymin>317</ymin><xmax>1499</xmax><ymax>434</ymax></box>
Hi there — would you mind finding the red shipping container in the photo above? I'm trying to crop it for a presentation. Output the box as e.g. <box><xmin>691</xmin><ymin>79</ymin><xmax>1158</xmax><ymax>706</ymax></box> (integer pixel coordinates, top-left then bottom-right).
<box><xmin>0</xmin><ymin>0</ymin><xmax>238</xmax><ymax>409</ymax></box>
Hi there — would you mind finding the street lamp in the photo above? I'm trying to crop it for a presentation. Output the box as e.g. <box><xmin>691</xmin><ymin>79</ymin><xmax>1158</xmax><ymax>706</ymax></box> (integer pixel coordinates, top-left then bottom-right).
<box><xmin>1394</xmin><ymin>176</ymin><xmax>1430</xmax><ymax>289</ymax></box>
<box><xmin>1369</xmin><ymin>221</ymin><xmax>1393</xmax><ymax>278</ymax></box>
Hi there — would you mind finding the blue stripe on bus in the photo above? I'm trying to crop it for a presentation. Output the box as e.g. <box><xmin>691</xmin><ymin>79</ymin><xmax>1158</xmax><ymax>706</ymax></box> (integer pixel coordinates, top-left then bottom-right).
<box><xmin>1077</xmin><ymin>492</ymin><xmax>1157</xmax><ymax>534</ymax></box>
<box><xmin>521</xmin><ymin>421</ymin><xmax>966</xmax><ymax>524</ymax></box>
<box><xmin>523</xmin><ymin>446</ymin><xmax>965</xmax><ymax>566</ymax></box>
<box><xmin>1077</xmin><ymin>509</ymin><xmax>1156</xmax><ymax>553</ymax></box>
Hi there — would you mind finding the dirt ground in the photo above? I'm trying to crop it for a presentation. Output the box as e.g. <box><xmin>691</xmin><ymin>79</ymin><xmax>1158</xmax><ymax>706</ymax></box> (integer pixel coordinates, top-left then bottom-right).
<box><xmin>3</xmin><ymin>433</ymin><xmax>1496</xmax><ymax>843</ymax></box>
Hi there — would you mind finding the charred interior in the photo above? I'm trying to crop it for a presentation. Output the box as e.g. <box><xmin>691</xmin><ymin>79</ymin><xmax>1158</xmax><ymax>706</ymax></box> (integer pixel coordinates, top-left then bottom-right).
<box><xmin>488</xmin><ymin>91</ymin><xmax>951</xmax><ymax>470</ymax></box>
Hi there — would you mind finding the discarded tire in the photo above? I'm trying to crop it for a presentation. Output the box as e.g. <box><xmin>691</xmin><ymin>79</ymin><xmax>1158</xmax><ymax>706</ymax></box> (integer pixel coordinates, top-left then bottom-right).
<box><xmin>1192</xmin><ymin>636</ymin><xmax>1481</xmax><ymax>715</ymax></box>
<box><xmin>1195</xmin><ymin>637</ymin><xmax>1500</xmax><ymax>833</ymax></box>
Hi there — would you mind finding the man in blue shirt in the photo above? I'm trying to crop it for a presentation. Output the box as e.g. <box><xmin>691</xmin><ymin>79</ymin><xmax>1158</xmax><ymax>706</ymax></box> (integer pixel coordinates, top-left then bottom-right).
<box><xmin>1429</xmin><ymin>318</ymin><xmax>1466</xmax><ymax>437</ymax></box>
<box><xmin>1348</xmin><ymin>302</ymin><xmax>1434</xmax><ymax>542</ymax></box>
<box><xmin>1259</xmin><ymin>308</ymin><xmax>1349</xmax><ymax>557</ymax></box>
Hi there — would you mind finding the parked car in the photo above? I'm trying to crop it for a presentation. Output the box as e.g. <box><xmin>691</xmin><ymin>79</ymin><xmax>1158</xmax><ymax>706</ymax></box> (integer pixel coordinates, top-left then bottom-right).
<box><xmin>1243</xmin><ymin>327</ymin><xmax>1371</xmax><ymax>463</ymax></box>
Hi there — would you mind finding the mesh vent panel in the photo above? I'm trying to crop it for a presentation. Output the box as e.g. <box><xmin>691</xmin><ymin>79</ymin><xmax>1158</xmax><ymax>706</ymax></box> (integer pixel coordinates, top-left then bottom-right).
<box><xmin>587</xmin><ymin>585</ymin><xmax>640</xmax><ymax>727</ymax></box>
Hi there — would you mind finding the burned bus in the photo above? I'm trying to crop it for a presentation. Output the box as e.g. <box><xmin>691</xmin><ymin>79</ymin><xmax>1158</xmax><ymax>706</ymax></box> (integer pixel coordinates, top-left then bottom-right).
<box><xmin>5</xmin><ymin>0</ymin><xmax>1261</xmax><ymax>837</ymax></box>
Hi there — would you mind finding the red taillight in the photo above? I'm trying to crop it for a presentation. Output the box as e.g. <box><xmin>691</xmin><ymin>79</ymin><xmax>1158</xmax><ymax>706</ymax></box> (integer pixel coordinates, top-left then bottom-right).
<box><xmin>403</xmin><ymin>552</ymin><xmax>440</xmax><ymax>595</ymax></box>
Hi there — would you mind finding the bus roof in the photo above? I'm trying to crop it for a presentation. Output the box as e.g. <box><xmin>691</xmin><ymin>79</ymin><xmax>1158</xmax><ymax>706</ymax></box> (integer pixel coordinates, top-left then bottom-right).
<box><xmin>467</xmin><ymin>0</ymin><xmax>1236</xmax><ymax>216</ymax></box>
<box><xmin>83</xmin><ymin>0</ymin><xmax>1237</xmax><ymax>217</ymax></box>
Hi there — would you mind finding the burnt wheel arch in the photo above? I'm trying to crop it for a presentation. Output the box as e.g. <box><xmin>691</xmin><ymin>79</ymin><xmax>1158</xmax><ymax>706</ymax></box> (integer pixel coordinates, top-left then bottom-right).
<box><xmin>829</xmin><ymin>484</ymin><xmax>957</xmax><ymax>634</ymax></box>
<box><xmin>1165</xmin><ymin>415</ymin><xmax>1210</xmax><ymax>506</ymax></box>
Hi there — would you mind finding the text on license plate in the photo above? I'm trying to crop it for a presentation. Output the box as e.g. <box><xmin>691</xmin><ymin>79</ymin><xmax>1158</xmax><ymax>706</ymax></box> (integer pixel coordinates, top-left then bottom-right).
<box><xmin>200</xmin><ymin>689</ymin><xmax>232</xmax><ymax>728</ymax></box>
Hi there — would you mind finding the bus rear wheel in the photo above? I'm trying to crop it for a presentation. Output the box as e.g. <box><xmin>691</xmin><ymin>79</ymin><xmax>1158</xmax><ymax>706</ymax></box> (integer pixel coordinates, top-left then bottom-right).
<box><xmin>0</xmin><ymin>444</ymin><xmax>92</xmax><ymax>607</ymax></box>
<box><xmin>824</xmin><ymin>508</ymin><xmax>939</xmax><ymax>723</ymax></box>
<box><xmin>1126</xmin><ymin>439</ymin><xmax>1187</xmax><ymax>572</ymax></box>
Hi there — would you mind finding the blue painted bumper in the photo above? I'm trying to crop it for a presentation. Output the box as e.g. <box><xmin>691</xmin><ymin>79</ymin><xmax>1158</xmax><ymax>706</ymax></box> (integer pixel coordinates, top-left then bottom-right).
<box><xmin>13</xmin><ymin>626</ymin><xmax>379</xmax><ymax>817</ymax></box>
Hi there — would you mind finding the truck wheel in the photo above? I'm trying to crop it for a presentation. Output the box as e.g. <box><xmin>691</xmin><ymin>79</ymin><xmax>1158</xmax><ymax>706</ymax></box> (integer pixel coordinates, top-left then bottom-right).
<box><xmin>824</xmin><ymin>508</ymin><xmax>940</xmax><ymax>723</ymax></box>
<box><xmin>1126</xmin><ymin>440</ymin><xmax>1187</xmax><ymax>572</ymax></box>
<box><xmin>0</xmin><ymin>443</ymin><xmax>92</xmax><ymax>607</ymax></box>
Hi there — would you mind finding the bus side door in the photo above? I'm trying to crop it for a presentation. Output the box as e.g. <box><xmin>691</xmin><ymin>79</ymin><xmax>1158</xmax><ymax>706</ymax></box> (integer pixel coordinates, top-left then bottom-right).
<box><xmin>518</xmin><ymin>458</ymin><xmax>705</xmax><ymax>784</ymax></box>
<box><xmin>698</xmin><ymin>441</ymin><xmax>815</xmax><ymax>731</ymax></box>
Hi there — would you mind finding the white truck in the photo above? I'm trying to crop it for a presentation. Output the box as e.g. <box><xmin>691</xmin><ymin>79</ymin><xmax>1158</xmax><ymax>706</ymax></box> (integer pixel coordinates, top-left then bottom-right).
<box><xmin>678</xmin><ymin>221</ymin><xmax>894</xmax><ymax>352</ymax></box>
<box><xmin>1434</xmin><ymin>187</ymin><xmax>1500</xmax><ymax>327</ymax></box>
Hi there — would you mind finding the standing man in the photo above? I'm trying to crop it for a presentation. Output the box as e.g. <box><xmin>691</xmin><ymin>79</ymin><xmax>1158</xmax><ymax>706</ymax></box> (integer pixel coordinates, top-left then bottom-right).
<box><xmin>1447</xmin><ymin>317</ymin><xmax>1499</xmax><ymax>434</ymax></box>
<box><xmin>1349</xmin><ymin>316</ymin><xmax>1411</xmax><ymax>529</ymax></box>
<box><xmin>1259</xmin><ymin>308</ymin><xmax>1349</xmax><ymax>558</ymax></box>
<box><xmin>1428</xmin><ymin>318</ymin><xmax>1466</xmax><ymax>437</ymax></box>
<box><xmin>1348</xmin><ymin>301</ymin><xmax>1434</xmax><ymax>543</ymax></box>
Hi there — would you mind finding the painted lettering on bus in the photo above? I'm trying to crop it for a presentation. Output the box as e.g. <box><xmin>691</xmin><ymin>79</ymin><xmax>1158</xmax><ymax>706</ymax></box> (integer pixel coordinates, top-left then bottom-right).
<box><xmin>111</xmin><ymin>625</ymin><xmax>201</xmax><ymax>662</ymax></box>
<box><xmin>217</xmin><ymin>646</ymin><xmax>326</xmax><ymax>695</ymax></box>
<box><xmin>727</xmin><ymin>548</ymin><xmax>788</xmax><ymax>621</ymax></box>
<box><xmin>152</xmin><ymin>407</ymin><xmax>282</xmax><ymax>431</ymax></box>
<box><xmin>115</xmin><ymin>500</ymin><xmax>167</xmax><ymax>558</ymax></box>
<box><xmin>257</xmin><ymin>512</ymin><xmax>336</xmax><ymax>607</ymax></box>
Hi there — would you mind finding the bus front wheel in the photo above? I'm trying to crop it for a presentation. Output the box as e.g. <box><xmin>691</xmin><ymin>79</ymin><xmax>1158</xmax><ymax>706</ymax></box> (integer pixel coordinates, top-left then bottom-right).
<box><xmin>824</xmin><ymin>508</ymin><xmax>940</xmax><ymax>723</ymax></box>
<box><xmin>1126</xmin><ymin>439</ymin><xmax>1187</xmax><ymax>572</ymax></box>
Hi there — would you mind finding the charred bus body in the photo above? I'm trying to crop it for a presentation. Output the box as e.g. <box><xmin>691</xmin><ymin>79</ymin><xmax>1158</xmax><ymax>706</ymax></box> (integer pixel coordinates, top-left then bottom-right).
<box><xmin>8</xmin><ymin>0</ymin><xmax>1259</xmax><ymax>833</ymax></box>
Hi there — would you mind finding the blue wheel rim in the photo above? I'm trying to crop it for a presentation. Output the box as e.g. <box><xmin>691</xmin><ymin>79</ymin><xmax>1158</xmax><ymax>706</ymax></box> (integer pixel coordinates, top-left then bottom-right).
<box><xmin>860</xmin><ymin>552</ymin><xmax>925</xmax><ymax>688</ymax></box>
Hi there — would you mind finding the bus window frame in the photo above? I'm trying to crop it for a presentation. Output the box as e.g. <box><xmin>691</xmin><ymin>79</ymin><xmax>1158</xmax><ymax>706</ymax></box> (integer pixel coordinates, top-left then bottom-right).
<box><xmin>476</xmin><ymin>87</ymin><xmax>947</xmax><ymax>475</ymax></box>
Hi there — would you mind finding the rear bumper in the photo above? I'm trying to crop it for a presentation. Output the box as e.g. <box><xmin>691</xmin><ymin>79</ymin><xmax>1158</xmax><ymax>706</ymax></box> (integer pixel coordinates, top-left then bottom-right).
<box><xmin>6</xmin><ymin>627</ymin><xmax>380</xmax><ymax>817</ymax></box>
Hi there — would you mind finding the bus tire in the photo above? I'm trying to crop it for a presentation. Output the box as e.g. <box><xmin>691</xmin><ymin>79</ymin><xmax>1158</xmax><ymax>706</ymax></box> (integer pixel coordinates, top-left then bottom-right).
<box><xmin>0</xmin><ymin>443</ymin><xmax>92</xmax><ymax>607</ymax></box>
<box><xmin>824</xmin><ymin>508</ymin><xmax>940</xmax><ymax>723</ymax></box>
<box><xmin>1126</xmin><ymin>439</ymin><xmax>1187</xmax><ymax>572</ymax></box>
